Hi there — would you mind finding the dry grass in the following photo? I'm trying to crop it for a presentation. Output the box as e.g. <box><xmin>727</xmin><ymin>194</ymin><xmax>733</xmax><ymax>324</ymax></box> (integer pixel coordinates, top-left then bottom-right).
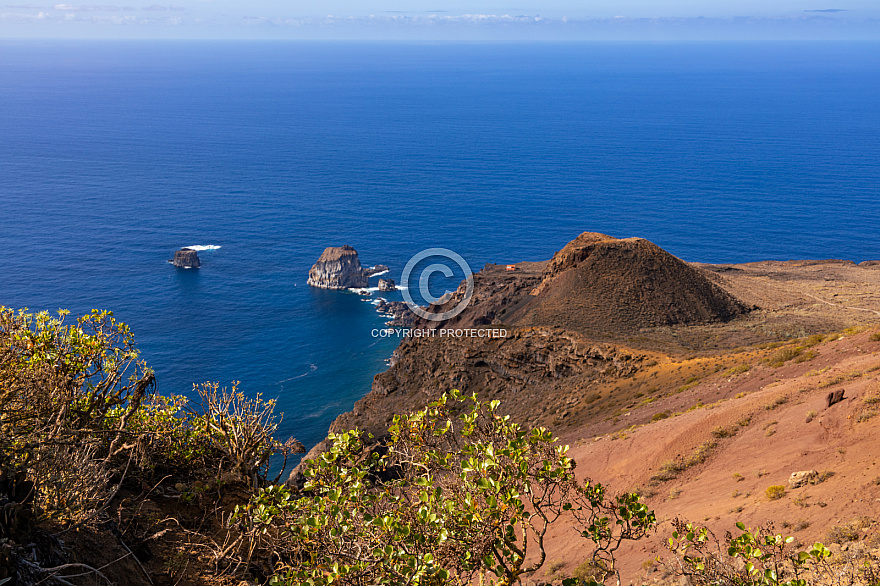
<box><xmin>793</xmin><ymin>349</ymin><xmax>818</xmax><ymax>363</ymax></box>
<box><xmin>649</xmin><ymin>439</ymin><xmax>718</xmax><ymax>485</ymax></box>
<box><xmin>863</xmin><ymin>389</ymin><xmax>880</xmax><ymax>405</ymax></box>
<box><xmin>805</xmin><ymin>366</ymin><xmax>830</xmax><ymax>377</ymax></box>
<box><xmin>724</xmin><ymin>364</ymin><xmax>751</xmax><ymax>377</ymax></box>
<box><xmin>825</xmin><ymin>516</ymin><xmax>872</xmax><ymax>544</ymax></box>
<box><xmin>856</xmin><ymin>409</ymin><xmax>878</xmax><ymax>423</ymax></box>
<box><xmin>764</xmin><ymin>396</ymin><xmax>788</xmax><ymax>410</ymax></box>
<box><xmin>818</xmin><ymin>370</ymin><xmax>863</xmax><ymax>389</ymax></box>
<box><xmin>794</xmin><ymin>493</ymin><xmax>810</xmax><ymax>508</ymax></box>
<box><xmin>766</xmin><ymin>485</ymin><xmax>786</xmax><ymax>500</ymax></box>
<box><xmin>711</xmin><ymin>425</ymin><xmax>736</xmax><ymax>439</ymax></box>
<box><xmin>767</xmin><ymin>346</ymin><xmax>803</xmax><ymax>368</ymax></box>
<box><xmin>818</xmin><ymin>470</ymin><xmax>836</xmax><ymax>483</ymax></box>
<box><xmin>793</xmin><ymin>519</ymin><xmax>810</xmax><ymax>532</ymax></box>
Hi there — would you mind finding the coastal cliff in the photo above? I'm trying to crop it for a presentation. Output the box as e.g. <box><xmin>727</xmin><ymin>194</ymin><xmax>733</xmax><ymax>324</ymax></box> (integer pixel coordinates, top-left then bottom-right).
<box><xmin>307</xmin><ymin>245</ymin><xmax>369</xmax><ymax>289</ymax></box>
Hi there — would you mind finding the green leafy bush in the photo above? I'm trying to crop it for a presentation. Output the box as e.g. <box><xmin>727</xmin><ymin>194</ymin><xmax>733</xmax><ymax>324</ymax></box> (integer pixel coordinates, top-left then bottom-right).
<box><xmin>0</xmin><ymin>307</ymin><xmax>155</xmax><ymax>523</ymax></box>
<box><xmin>0</xmin><ymin>307</ymin><xmax>301</xmax><ymax>528</ymax></box>
<box><xmin>120</xmin><ymin>381</ymin><xmax>306</xmax><ymax>486</ymax></box>
<box><xmin>232</xmin><ymin>391</ymin><xmax>655</xmax><ymax>586</ymax></box>
<box><xmin>663</xmin><ymin>520</ymin><xmax>880</xmax><ymax>585</ymax></box>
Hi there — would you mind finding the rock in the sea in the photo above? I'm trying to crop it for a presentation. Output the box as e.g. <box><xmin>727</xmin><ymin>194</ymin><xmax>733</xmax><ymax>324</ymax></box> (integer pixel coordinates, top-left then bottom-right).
<box><xmin>172</xmin><ymin>248</ymin><xmax>200</xmax><ymax>268</ymax></box>
<box><xmin>789</xmin><ymin>470</ymin><xmax>819</xmax><ymax>489</ymax></box>
<box><xmin>378</xmin><ymin>278</ymin><xmax>397</xmax><ymax>292</ymax></box>
<box><xmin>376</xmin><ymin>299</ymin><xmax>415</xmax><ymax>327</ymax></box>
<box><xmin>365</xmin><ymin>264</ymin><xmax>390</xmax><ymax>277</ymax></box>
<box><xmin>307</xmin><ymin>245</ymin><xmax>369</xmax><ymax>289</ymax></box>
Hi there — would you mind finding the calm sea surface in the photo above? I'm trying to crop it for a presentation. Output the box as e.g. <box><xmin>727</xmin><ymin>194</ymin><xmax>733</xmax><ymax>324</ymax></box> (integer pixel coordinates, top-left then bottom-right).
<box><xmin>1</xmin><ymin>41</ymin><xmax>879</xmax><ymax>467</ymax></box>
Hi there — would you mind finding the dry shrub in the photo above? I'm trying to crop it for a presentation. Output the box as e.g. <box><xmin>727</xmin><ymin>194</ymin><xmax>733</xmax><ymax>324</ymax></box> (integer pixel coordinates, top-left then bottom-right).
<box><xmin>767</xmin><ymin>346</ymin><xmax>802</xmax><ymax>367</ymax></box>
<box><xmin>30</xmin><ymin>443</ymin><xmax>112</xmax><ymax>524</ymax></box>
<box><xmin>197</xmin><ymin>382</ymin><xmax>304</xmax><ymax>487</ymax></box>
<box><xmin>711</xmin><ymin>426</ymin><xmax>736</xmax><ymax>438</ymax></box>
<box><xmin>766</xmin><ymin>485</ymin><xmax>786</xmax><ymax>500</ymax></box>
<box><xmin>825</xmin><ymin>517</ymin><xmax>872</xmax><ymax>544</ymax></box>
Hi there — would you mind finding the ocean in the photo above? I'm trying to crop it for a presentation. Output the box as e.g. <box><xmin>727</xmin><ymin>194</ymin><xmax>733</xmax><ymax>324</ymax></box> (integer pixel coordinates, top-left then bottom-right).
<box><xmin>1</xmin><ymin>41</ymin><xmax>879</xmax><ymax>469</ymax></box>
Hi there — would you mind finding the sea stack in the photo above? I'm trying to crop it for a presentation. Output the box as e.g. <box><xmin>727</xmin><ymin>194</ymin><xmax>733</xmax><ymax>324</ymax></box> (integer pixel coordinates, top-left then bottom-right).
<box><xmin>307</xmin><ymin>245</ymin><xmax>369</xmax><ymax>289</ymax></box>
<box><xmin>378</xmin><ymin>278</ymin><xmax>397</xmax><ymax>292</ymax></box>
<box><xmin>172</xmin><ymin>248</ymin><xmax>200</xmax><ymax>268</ymax></box>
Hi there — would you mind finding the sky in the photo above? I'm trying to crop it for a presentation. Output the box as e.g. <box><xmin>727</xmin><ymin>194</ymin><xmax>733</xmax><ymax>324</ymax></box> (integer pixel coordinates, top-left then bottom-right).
<box><xmin>0</xmin><ymin>0</ymin><xmax>878</xmax><ymax>39</ymax></box>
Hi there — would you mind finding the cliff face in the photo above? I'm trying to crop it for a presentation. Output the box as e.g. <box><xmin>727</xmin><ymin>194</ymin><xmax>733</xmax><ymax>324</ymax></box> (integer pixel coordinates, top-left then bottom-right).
<box><xmin>335</xmin><ymin>328</ymin><xmax>645</xmax><ymax>438</ymax></box>
<box><xmin>172</xmin><ymin>248</ymin><xmax>200</xmax><ymax>268</ymax></box>
<box><xmin>290</xmin><ymin>327</ymin><xmax>650</xmax><ymax>484</ymax></box>
<box><xmin>307</xmin><ymin>245</ymin><xmax>369</xmax><ymax>289</ymax></box>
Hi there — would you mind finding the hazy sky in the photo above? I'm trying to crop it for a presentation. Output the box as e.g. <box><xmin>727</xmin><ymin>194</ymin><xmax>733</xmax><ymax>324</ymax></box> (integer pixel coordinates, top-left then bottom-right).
<box><xmin>1</xmin><ymin>0</ymin><xmax>878</xmax><ymax>39</ymax></box>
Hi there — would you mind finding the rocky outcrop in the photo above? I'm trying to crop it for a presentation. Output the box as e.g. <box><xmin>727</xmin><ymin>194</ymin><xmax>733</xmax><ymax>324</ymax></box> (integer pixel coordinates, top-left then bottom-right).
<box><xmin>413</xmin><ymin>234</ymin><xmax>750</xmax><ymax>336</ymax></box>
<box><xmin>789</xmin><ymin>470</ymin><xmax>819</xmax><ymax>489</ymax></box>
<box><xmin>826</xmin><ymin>389</ymin><xmax>846</xmax><ymax>408</ymax></box>
<box><xmin>378</xmin><ymin>279</ymin><xmax>396</xmax><ymax>292</ymax></box>
<box><xmin>172</xmin><ymin>248</ymin><xmax>200</xmax><ymax>268</ymax></box>
<box><xmin>307</xmin><ymin>245</ymin><xmax>369</xmax><ymax>289</ymax></box>
<box><xmin>375</xmin><ymin>300</ymin><xmax>415</xmax><ymax>327</ymax></box>
<box><xmin>366</xmin><ymin>265</ymin><xmax>390</xmax><ymax>277</ymax></box>
<box><xmin>361</xmin><ymin>329</ymin><xmax>642</xmax><ymax>428</ymax></box>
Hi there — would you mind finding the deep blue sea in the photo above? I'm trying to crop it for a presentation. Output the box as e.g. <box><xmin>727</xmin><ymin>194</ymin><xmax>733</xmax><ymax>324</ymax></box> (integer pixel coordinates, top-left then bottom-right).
<box><xmin>2</xmin><ymin>41</ymin><xmax>879</xmax><ymax>470</ymax></box>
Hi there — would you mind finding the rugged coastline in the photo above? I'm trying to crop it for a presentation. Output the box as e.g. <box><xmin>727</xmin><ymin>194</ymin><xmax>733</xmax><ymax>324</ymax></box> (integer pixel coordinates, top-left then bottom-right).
<box><xmin>290</xmin><ymin>232</ymin><xmax>880</xmax><ymax>580</ymax></box>
<box><xmin>298</xmin><ymin>233</ymin><xmax>880</xmax><ymax>469</ymax></box>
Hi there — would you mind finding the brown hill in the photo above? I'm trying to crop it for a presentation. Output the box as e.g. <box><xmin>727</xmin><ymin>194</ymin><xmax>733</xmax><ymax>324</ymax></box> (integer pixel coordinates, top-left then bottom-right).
<box><xmin>415</xmin><ymin>233</ymin><xmax>750</xmax><ymax>337</ymax></box>
<box><xmin>508</xmin><ymin>233</ymin><xmax>750</xmax><ymax>335</ymax></box>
